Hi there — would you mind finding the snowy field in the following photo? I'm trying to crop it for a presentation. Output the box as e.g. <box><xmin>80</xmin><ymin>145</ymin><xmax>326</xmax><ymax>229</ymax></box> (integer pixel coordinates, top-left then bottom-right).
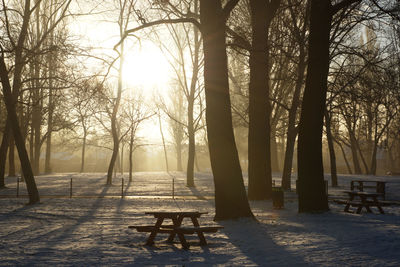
<box><xmin>1</xmin><ymin>172</ymin><xmax>400</xmax><ymax>266</ymax></box>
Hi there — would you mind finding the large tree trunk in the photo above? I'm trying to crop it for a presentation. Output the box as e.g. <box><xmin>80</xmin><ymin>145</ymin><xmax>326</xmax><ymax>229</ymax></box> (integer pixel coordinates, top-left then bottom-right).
<box><xmin>32</xmin><ymin>2</ymin><xmax>42</xmax><ymax>175</ymax></box>
<box><xmin>370</xmin><ymin>142</ymin><xmax>378</xmax><ymax>175</ymax></box>
<box><xmin>106</xmin><ymin>40</ymin><xmax>124</xmax><ymax>185</ymax></box>
<box><xmin>185</xmin><ymin>11</ymin><xmax>200</xmax><ymax>186</ymax></box>
<box><xmin>325</xmin><ymin>111</ymin><xmax>338</xmax><ymax>187</ymax></box>
<box><xmin>200</xmin><ymin>0</ymin><xmax>253</xmax><ymax>220</ymax></box>
<box><xmin>247</xmin><ymin>0</ymin><xmax>278</xmax><ymax>200</ymax></box>
<box><xmin>32</xmin><ymin>93</ymin><xmax>42</xmax><ymax>175</ymax></box>
<box><xmin>349</xmin><ymin>134</ymin><xmax>362</xmax><ymax>174</ymax></box>
<box><xmin>282</xmin><ymin>127</ymin><xmax>297</xmax><ymax>190</ymax></box>
<box><xmin>186</xmin><ymin>108</ymin><xmax>195</xmax><ymax>187</ymax></box>
<box><xmin>281</xmin><ymin>45</ymin><xmax>306</xmax><ymax>191</ymax></box>
<box><xmin>297</xmin><ymin>0</ymin><xmax>330</xmax><ymax>213</ymax></box>
<box><xmin>0</xmin><ymin>121</ymin><xmax>10</xmax><ymax>187</ymax></box>
<box><xmin>158</xmin><ymin>112</ymin><xmax>169</xmax><ymax>172</ymax></box>
<box><xmin>80</xmin><ymin>129</ymin><xmax>87</xmax><ymax>173</ymax></box>
<box><xmin>106</xmin><ymin>109</ymin><xmax>120</xmax><ymax>185</ymax></box>
<box><xmin>44</xmin><ymin>67</ymin><xmax>54</xmax><ymax>173</ymax></box>
<box><xmin>129</xmin><ymin>128</ymin><xmax>134</xmax><ymax>182</ymax></box>
<box><xmin>8</xmin><ymin>133</ymin><xmax>15</xmax><ymax>176</ymax></box>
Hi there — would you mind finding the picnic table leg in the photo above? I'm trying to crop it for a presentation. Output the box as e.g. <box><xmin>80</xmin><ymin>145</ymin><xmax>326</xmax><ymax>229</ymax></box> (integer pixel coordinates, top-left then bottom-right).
<box><xmin>191</xmin><ymin>217</ymin><xmax>207</xmax><ymax>246</ymax></box>
<box><xmin>344</xmin><ymin>203</ymin><xmax>351</xmax><ymax>212</ymax></box>
<box><xmin>171</xmin><ymin>216</ymin><xmax>189</xmax><ymax>249</ymax></box>
<box><xmin>361</xmin><ymin>196</ymin><xmax>373</xmax><ymax>213</ymax></box>
<box><xmin>166</xmin><ymin>215</ymin><xmax>184</xmax><ymax>243</ymax></box>
<box><xmin>344</xmin><ymin>194</ymin><xmax>355</xmax><ymax>213</ymax></box>
<box><xmin>145</xmin><ymin>217</ymin><xmax>164</xmax><ymax>246</ymax></box>
<box><xmin>373</xmin><ymin>196</ymin><xmax>385</xmax><ymax>214</ymax></box>
<box><xmin>376</xmin><ymin>205</ymin><xmax>385</xmax><ymax>214</ymax></box>
<box><xmin>356</xmin><ymin>205</ymin><xmax>363</xmax><ymax>214</ymax></box>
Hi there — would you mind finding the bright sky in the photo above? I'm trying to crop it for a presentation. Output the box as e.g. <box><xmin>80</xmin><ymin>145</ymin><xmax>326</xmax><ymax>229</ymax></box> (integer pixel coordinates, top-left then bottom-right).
<box><xmin>122</xmin><ymin>42</ymin><xmax>171</xmax><ymax>90</ymax></box>
<box><xmin>69</xmin><ymin>7</ymin><xmax>175</xmax><ymax>144</ymax></box>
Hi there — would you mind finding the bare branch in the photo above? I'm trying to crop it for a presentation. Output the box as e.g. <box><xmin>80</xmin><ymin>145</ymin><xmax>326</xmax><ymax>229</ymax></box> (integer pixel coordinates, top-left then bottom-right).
<box><xmin>223</xmin><ymin>0</ymin><xmax>240</xmax><ymax>20</ymax></box>
<box><xmin>114</xmin><ymin>18</ymin><xmax>201</xmax><ymax>51</ymax></box>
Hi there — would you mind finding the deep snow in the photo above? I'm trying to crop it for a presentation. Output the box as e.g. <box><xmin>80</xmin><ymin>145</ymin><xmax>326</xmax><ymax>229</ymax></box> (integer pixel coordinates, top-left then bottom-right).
<box><xmin>0</xmin><ymin>172</ymin><xmax>400</xmax><ymax>266</ymax></box>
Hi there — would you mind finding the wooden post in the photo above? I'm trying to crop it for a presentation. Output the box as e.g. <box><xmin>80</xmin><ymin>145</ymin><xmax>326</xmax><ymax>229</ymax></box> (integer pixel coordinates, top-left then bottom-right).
<box><xmin>16</xmin><ymin>177</ymin><xmax>20</xmax><ymax>197</ymax></box>
<box><xmin>172</xmin><ymin>177</ymin><xmax>175</xmax><ymax>199</ymax></box>
<box><xmin>70</xmin><ymin>178</ymin><xmax>72</xmax><ymax>198</ymax></box>
<box><xmin>121</xmin><ymin>178</ymin><xmax>124</xmax><ymax>198</ymax></box>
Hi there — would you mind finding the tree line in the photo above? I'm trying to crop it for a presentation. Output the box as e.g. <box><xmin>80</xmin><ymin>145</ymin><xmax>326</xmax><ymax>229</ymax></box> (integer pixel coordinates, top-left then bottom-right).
<box><xmin>0</xmin><ymin>0</ymin><xmax>399</xmax><ymax>219</ymax></box>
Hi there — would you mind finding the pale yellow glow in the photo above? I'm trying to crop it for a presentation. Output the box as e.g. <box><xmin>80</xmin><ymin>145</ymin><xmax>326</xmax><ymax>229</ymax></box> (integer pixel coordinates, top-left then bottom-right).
<box><xmin>122</xmin><ymin>42</ymin><xmax>171</xmax><ymax>90</ymax></box>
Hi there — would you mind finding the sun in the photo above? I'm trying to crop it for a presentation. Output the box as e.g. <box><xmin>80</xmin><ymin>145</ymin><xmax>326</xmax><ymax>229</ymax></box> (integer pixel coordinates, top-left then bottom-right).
<box><xmin>121</xmin><ymin>42</ymin><xmax>171</xmax><ymax>89</ymax></box>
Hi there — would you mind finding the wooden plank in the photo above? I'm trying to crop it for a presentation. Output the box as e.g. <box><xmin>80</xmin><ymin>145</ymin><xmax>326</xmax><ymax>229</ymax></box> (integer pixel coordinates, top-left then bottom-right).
<box><xmin>175</xmin><ymin>226</ymin><xmax>224</xmax><ymax>234</ymax></box>
<box><xmin>128</xmin><ymin>225</ymin><xmax>175</xmax><ymax>233</ymax></box>
<box><xmin>145</xmin><ymin>211</ymin><xmax>207</xmax><ymax>216</ymax></box>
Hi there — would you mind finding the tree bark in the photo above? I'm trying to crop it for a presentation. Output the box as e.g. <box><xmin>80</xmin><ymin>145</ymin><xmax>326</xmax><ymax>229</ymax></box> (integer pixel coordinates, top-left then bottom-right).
<box><xmin>8</xmin><ymin>132</ymin><xmax>15</xmax><ymax>176</ymax></box>
<box><xmin>129</xmin><ymin>128</ymin><xmax>134</xmax><ymax>181</ymax></box>
<box><xmin>106</xmin><ymin>38</ymin><xmax>124</xmax><ymax>185</ymax></box>
<box><xmin>325</xmin><ymin>111</ymin><xmax>338</xmax><ymax>187</ymax></box>
<box><xmin>349</xmin><ymin>133</ymin><xmax>362</xmax><ymax>174</ymax></box>
<box><xmin>200</xmin><ymin>0</ymin><xmax>253</xmax><ymax>220</ymax></box>
<box><xmin>370</xmin><ymin>144</ymin><xmax>378</xmax><ymax>175</ymax></box>
<box><xmin>32</xmin><ymin>1</ymin><xmax>42</xmax><ymax>175</ymax></box>
<box><xmin>186</xmin><ymin>102</ymin><xmax>195</xmax><ymax>187</ymax></box>
<box><xmin>0</xmin><ymin>0</ymin><xmax>40</xmax><ymax>204</ymax></box>
<box><xmin>44</xmin><ymin>54</ymin><xmax>55</xmax><ymax>174</ymax></box>
<box><xmin>80</xmin><ymin>129</ymin><xmax>87</xmax><ymax>173</ymax></box>
<box><xmin>158</xmin><ymin>112</ymin><xmax>169</xmax><ymax>172</ymax></box>
<box><xmin>247</xmin><ymin>0</ymin><xmax>279</xmax><ymax>200</ymax></box>
<box><xmin>297</xmin><ymin>0</ymin><xmax>330</xmax><ymax>213</ymax></box>
<box><xmin>0</xmin><ymin>121</ymin><xmax>10</xmax><ymax>187</ymax></box>
<box><xmin>0</xmin><ymin>56</ymin><xmax>40</xmax><ymax>204</ymax></box>
<box><xmin>281</xmin><ymin>45</ymin><xmax>306</xmax><ymax>191</ymax></box>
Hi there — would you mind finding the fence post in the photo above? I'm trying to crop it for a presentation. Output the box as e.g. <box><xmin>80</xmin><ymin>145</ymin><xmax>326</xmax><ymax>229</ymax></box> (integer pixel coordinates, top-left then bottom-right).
<box><xmin>121</xmin><ymin>178</ymin><xmax>124</xmax><ymax>198</ymax></box>
<box><xmin>70</xmin><ymin>178</ymin><xmax>73</xmax><ymax>198</ymax></box>
<box><xmin>16</xmin><ymin>177</ymin><xmax>20</xmax><ymax>198</ymax></box>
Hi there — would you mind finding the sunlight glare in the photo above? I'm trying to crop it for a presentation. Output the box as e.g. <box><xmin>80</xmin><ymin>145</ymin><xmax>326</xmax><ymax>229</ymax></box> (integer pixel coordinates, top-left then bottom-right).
<box><xmin>122</xmin><ymin>42</ymin><xmax>171</xmax><ymax>90</ymax></box>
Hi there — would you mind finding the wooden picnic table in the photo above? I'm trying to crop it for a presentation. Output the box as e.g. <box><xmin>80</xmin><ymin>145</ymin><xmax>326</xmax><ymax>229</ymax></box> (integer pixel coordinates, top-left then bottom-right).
<box><xmin>128</xmin><ymin>211</ymin><xmax>223</xmax><ymax>249</ymax></box>
<box><xmin>350</xmin><ymin>180</ymin><xmax>386</xmax><ymax>199</ymax></box>
<box><xmin>343</xmin><ymin>191</ymin><xmax>385</xmax><ymax>214</ymax></box>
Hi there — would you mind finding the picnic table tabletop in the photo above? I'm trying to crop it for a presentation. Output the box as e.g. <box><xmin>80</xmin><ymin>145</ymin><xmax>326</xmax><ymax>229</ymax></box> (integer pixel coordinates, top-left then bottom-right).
<box><xmin>351</xmin><ymin>180</ymin><xmax>387</xmax><ymax>183</ymax></box>
<box><xmin>343</xmin><ymin>191</ymin><xmax>383</xmax><ymax>197</ymax></box>
<box><xmin>145</xmin><ymin>211</ymin><xmax>208</xmax><ymax>218</ymax></box>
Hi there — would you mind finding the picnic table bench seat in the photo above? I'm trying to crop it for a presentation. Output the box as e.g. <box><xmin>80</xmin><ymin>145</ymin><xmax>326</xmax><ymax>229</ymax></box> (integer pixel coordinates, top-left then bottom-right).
<box><xmin>333</xmin><ymin>199</ymin><xmax>394</xmax><ymax>207</ymax></box>
<box><xmin>174</xmin><ymin>226</ymin><xmax>224</xmax><ymax>234</ymax></box>
<box><xmin>128</xmin><ymin>225</ymin><xmax>223</xmax><ymax>234</ymax></box>
<box><xmin>128</xmin><ymin>225</ymin><xmax>175</xmax><ymax>233</ymax></box>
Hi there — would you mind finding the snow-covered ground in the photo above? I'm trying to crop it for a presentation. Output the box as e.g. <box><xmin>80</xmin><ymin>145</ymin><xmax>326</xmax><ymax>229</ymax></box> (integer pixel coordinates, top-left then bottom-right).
<box><xmin>1</xmin><ymin>172</ymin><xmax>400</xmax><ymax>266</ymax></box>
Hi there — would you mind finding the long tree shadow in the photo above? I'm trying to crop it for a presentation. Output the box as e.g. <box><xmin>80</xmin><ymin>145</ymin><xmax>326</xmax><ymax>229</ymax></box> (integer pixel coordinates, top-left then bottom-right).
<box><xmin>295</xmin><ymin>204</ymin><xmax>400</xmax><ymax>265</ymax></box>
<box><xmin>220</xmin><ymin>218</ymin><xmax>310</xmax><ymax>266</ymax></box>
<box><xmin>15</xmin><ymin>184</ymin><xmax>115</xmax><ymax>248</ymax></box>
<box><xmin>124</xmin><ymin>235</ymin><xmax>235</xmax><ymax>265</ymax></box>
<box><xmin>252</xmin><ymin>201</ymin><xmax>400</xmax><ymax>265</ymax></box>
<box><xmin>188</xmin><ymin>186</ymin><xmax>214</xmax><ymax>202</ymax></box>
